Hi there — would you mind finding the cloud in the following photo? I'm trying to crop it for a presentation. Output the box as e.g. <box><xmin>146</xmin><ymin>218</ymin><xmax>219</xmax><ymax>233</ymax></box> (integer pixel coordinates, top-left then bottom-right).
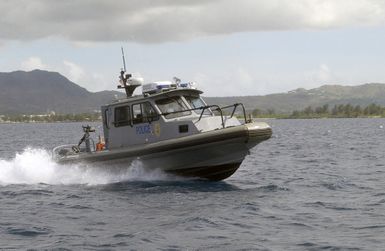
<box><xmin>305</xmin><ymin>63</ymin><xmax>336</xmax><ymax>85</ymax></box>
<box><xmin>63</xmin><ymin>60</ymin><xmax>86</xmax><ymax>83</ymax></box>
<box><xmin>20</xmin><ymin>57</ymin><xmax>49</xmax><ymax>71</ymax></box>
<box><xmin>316</xmin><ymin>64</ymin><xmax>332</xmax><ymax>82</ymax></box>
<box><xmin>20</xmin><ymin>57</ymin><xmax>88</xmax><ymax>85</ymax></box>
<box><xmin>62</xmin><ymin>60</ymin><xmax>111</xmax><ymax>92</ymax></box>
<box><xmin>194</xmin><ymin>66</ymin><xmax>268</xmax><ymax>96</ymax></box>
<box><xmin>18</xmin><ymin>57</ymin><xmax>108</xmax><ymax>92</ymax></box>
<box><xmin>1</xmin><ymin>0</ymin><xmax>384</xmax><ymax>43</ymax></box>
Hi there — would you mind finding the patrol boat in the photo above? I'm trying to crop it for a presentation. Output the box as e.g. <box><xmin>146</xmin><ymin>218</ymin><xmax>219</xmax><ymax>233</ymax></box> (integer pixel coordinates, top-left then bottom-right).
<box><xmin>53</xmin><ymin>69</ymin><xmax>272</xmax><ymax>181</ymax></box>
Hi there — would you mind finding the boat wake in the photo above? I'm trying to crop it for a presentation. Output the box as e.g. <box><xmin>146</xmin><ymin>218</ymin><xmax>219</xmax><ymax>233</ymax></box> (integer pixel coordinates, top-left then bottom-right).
<box><xmin>0</xmin><ymin>148</ymin><xmax>174</xmax><ymax>186</ymax></box>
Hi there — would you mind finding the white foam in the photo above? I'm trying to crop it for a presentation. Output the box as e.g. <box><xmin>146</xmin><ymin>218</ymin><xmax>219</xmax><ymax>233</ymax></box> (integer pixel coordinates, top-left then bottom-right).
<box><xmin>0</xmin><ymin>148</ymin><xmax>173</xmax><ymax>186</ymax></box>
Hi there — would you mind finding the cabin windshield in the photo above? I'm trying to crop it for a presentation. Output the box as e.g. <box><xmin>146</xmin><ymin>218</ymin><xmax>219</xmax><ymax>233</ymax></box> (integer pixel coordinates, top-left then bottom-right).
<box><xmin>155</xmin><ymin>96</ymin><xmax>191</xmax><ymax>119</ymax></box>
<box><xmin>184</xmin><ymin>95</ymin><xmax>212</xmax><ymax>115</ymax></box>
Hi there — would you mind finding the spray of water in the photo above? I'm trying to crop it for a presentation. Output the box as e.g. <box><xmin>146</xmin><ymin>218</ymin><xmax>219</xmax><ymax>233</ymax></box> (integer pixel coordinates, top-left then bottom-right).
<box><xmin>0</xmin><ymin>148</ymin><xmax>175</xmax><ymax>186</ymax></box>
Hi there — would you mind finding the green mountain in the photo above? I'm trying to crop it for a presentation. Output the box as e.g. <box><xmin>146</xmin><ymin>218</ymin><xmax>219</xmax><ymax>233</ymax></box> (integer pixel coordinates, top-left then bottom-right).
<box><xmin>1</xmin><ymin>70</ymin><xmax>385</xmax><ymax>115</ymax></box>
<box><xmin>0</xmin><ymin>70</ymin><xmax>124</xmax><ymax>114</ymax></box>
<box><xmin>205</xmin><ymin>84</ymin><xmax>385</xmax><ymax>113</ymax></box>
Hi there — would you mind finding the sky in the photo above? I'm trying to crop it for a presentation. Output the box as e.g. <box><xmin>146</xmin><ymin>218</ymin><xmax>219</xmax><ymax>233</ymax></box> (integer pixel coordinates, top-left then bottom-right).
<box><xmin>1</xmin><ymin>0</ymin><xmax>385</xmax><ymax>96</ymax></box>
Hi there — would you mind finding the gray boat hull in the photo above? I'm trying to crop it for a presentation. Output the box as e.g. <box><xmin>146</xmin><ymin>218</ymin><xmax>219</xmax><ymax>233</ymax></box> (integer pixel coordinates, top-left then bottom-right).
<box><xmin>56</xmin><ymin>122</ymin><xmax>272</xmax><ymax>181</ymax></box>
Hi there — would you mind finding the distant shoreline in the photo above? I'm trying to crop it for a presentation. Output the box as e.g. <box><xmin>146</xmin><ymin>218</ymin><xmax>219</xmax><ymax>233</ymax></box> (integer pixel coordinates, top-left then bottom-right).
<box><xmin>0</xmin><ymin>120</ymin><xmax>101</xmax><ymax>124</ymax></box>
<box><xmin>1</xmin><ymin>103</ymin><xmax>385</xmax><ymax>123</ymax></box>
<box><xmin>0</xmin><ymin>113</ymin><xmax>101</xmax><ymax>124</ymax></box>
<box><xmin>2</xmin><ymin>116</ymin><xmax>385</xmax><ymax>124</ymax></box>
<box><xmin>250</xmin><ymin>103</ymin><xmax>385</xmax><ymax>119</ymax></box>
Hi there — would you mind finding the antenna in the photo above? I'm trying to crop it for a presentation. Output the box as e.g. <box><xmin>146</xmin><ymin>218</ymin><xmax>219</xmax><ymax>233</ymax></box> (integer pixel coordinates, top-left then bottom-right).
<box><xmin>121</xmin><ymin>47</ymin><xmax>127</xmax><ymax>72</ymax></box>
<box><xmin>117</xmin><ymin>47</ymin><xmax>141</xmax><ymax>97</ymax></box>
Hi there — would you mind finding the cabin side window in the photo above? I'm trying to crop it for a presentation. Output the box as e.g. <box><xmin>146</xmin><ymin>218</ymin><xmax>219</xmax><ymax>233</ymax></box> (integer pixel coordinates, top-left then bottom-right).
<box><xmin>114</xmin><ymin>105</ymin><xmax>131</xmax><ymax>127</ymax></box>
<box><xmin>155</xmin><ymin>96</ymin><xmax>191</xmax><ymax>119</ymax></box>
<box><xmin>132</xmin><ymin>102</ymin><xmax>159</xmax><ymax>124</ymax></box>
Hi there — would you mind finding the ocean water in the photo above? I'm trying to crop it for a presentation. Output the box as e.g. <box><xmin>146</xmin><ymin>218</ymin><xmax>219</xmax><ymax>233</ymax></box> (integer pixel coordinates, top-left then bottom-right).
<box><xmin>0</xmin><ymin>119</ymin><xmax>385</xmax><ymax>250</ymax></box>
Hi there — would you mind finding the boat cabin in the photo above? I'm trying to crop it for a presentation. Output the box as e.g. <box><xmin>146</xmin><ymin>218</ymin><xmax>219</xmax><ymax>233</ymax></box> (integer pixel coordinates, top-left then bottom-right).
<box><xmin>101</xmin><ymin>80</ymin><xmax>242</xmax><ymax>150</ymax></box>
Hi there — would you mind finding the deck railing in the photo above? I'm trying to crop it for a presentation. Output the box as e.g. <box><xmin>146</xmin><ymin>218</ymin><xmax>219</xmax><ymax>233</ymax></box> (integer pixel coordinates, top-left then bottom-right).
<box><xmin>161</xmin><ymin>103</ymin><xmax>250</xmax><ymax>129</ymax></box>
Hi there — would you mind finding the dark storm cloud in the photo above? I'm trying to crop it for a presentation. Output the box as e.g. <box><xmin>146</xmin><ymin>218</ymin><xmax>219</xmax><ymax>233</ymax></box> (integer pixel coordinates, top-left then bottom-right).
<box><xmin>1</xmin><ymin>0</ymin><xmax>384</xmax><ymax>43</ymax></box>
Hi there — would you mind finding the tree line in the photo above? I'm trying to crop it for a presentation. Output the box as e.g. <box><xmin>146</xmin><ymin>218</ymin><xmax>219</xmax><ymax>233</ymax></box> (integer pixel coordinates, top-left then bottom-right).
<box><xmin>251</xmin><ymin>103</ymin><xmax>385</xmax><ymax>119</ymax></box>
<box><xmin>2</xmin><ymin>103</ymin><xmax>385</xmax><ymax>122</ymax></box>
<box><xmin>0</xmin><ymin>113</ymin><xmax>101</xmax><ymax>123</ymax></box>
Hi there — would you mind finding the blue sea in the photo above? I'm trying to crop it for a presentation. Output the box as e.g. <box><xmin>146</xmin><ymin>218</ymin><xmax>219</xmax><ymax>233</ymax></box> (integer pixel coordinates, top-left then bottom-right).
<box><xmin>0</xmin><ymin>119</ymin><xmax>384</xmax><ymax>250</ymax></box>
